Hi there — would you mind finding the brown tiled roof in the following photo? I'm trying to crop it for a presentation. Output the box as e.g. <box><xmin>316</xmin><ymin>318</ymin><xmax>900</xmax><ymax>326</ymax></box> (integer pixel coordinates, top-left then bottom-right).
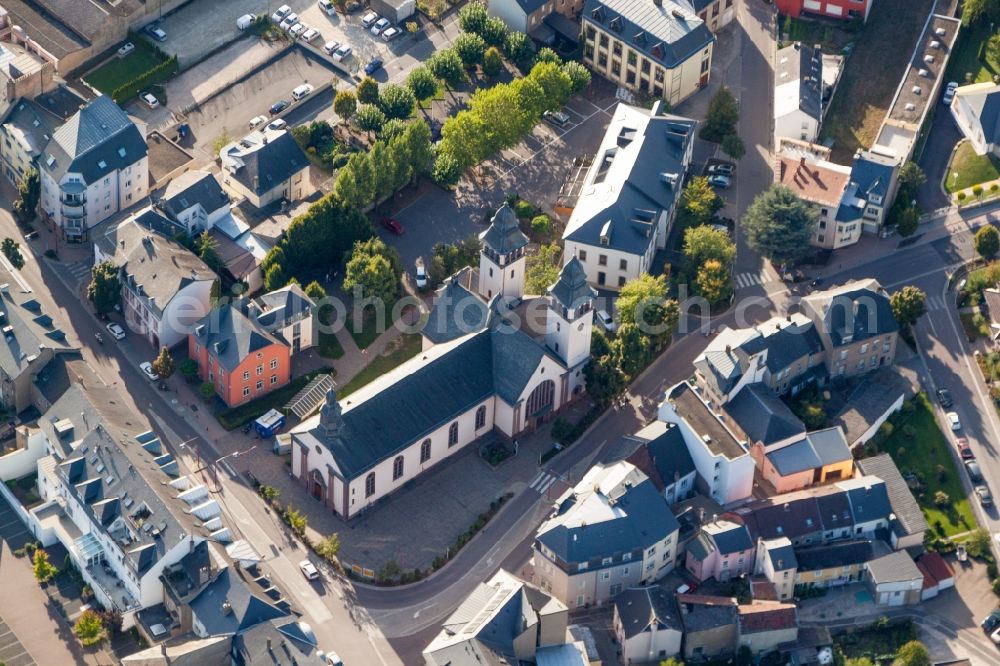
<box><xmin>750</xmin><ymin>576</ymin><xmax>779</xmax><ymax>602</ymax></box>
<box><xmin>775</xmin><ymin>155</ymin><xmax>849</xmax><ymax>207</ymax></box>
<box><xmin>917</xmin><ymin>552</ymin><xmax>954</xmax><ymax>585</ymax></box>
<box><xmin>738</xmin><ymin>602</ymin><xmax>798</xmax><ymax>633</ymax></box>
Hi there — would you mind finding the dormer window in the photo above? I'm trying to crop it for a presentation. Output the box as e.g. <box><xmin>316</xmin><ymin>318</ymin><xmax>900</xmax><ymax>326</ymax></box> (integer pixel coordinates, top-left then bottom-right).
<box><xmin>591</xmin><ymin>7</ymin><xmax>605</xmax><ymax>22</ymax></box>
<box><xmin>609</xmin><ymin>16</ymin><xmax>623</xmax><ymax>32</ymax></box>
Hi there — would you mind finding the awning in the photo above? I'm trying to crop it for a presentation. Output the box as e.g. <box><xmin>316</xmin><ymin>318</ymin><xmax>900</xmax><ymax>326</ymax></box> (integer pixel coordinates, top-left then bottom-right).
<box><xmin>75</xmin><ymin>532</ymin><xmax>104</xmax><ymax>562</ymax></box>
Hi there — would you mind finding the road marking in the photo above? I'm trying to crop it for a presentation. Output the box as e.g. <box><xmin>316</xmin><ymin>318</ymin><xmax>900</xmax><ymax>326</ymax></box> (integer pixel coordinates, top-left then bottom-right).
<box><xmin>537</xmin><ymin>475</ymin><xmax>558</xmax><ymax>495</ymax></box>
<box><xmin>734</xmin><ymin>270</ymin><xmax>777</xmax><ymax>290</ymax></box>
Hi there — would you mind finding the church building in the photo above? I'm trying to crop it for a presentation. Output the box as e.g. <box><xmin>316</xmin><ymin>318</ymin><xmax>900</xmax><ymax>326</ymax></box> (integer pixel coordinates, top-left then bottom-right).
<box><xmin>290</xmin><ymin>205</ymin><xmax>597</xmax><ymax>520</ymax></box>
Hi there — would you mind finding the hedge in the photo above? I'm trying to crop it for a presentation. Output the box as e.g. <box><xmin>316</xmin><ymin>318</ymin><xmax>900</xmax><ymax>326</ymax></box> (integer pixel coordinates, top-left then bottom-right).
<box><xmin>111</xmin><ymin>55</ymin><xmax>179</xmax><ymax>103</ymax></box>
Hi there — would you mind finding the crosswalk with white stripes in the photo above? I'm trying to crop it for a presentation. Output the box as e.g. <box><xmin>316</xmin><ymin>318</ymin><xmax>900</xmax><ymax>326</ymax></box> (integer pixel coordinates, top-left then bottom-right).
<box><xmin>528</xmin><ymin>471</ymin><xmax>559</xmax><ymax>495</ymax></box>
<box><xmin>63</xmin><ymin>260</ymin><xmax>92</xmax><ymax>287</ymax></box>
<box><xmin>733</xmin><ymin>271</ymin><xmax>778</xmax><ymax>290</ymax></box>
<box><xmin>925</xmin><ymin>295</ymin><xmax>946</xmax><ymax>311</ymax></box>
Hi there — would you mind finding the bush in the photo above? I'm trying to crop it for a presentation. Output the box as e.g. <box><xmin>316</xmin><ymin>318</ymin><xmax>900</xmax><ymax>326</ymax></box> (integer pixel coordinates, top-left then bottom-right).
<box><xmin>530</xmin><ymin>214</ymin><xmax>551</xmax><ymax>236</ymax></box>
<box><xmin>934</xmin><ymin>490</ymin><xmax>950</xmax><ymax>507</ymax></box>
<box><xmin>74</xmin><ymin>610</ymin><xmax>108</xmax><ymax>646</ymax></box>
<box><xmin>514</xmin><ymin>199</ymin><xmax>537</xmax><ymax>218</ymax></box>
<box><xmin>974</xmin><ymin>185</ymin><xmax>985</xmax><ymax>197</ymax></box>
<box><xmin>958</xmin><ymin>191</ymin><xmax>968</xmax><ymax>201</ymax></box>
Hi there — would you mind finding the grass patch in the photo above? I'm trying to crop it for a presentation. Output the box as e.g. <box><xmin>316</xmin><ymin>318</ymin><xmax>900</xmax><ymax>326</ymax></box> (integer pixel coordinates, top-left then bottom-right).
<box><xmin>216</xmin><ymin>371</ymin><xmax>331</xmax><ymax>430</ymax></box>
<box><xmin>346</xmin><ymin>300</ymin><xmax>408</xmax><ymax>350</ymax></box>
<box><xmin>834</xmin><ymin>618</ymin><xmax>918</xmax><ymax>664</ymax></box>
<box><xmin>416</xmin><ymin>0</ymin><xmax>453</xmax><ymax>21</ymax></box>
<box><xmin>880</xmin><ymin>393</ymin><xmax>976</xmax><ymax>538</ymax></box>
<box><xmin>416</xmin><ymin>81</ymin><xmax>447</xmax><ymax>110</ymax></box>
<box><xmin>780</xmin><ymin>16</ymin><xmax>852</xmax><ymax>51</ymax></box>
<box><xmin>946</xmin><ymin>141</ymin><xmax>1000</xmax><ymax>192</ymax></box>
<box><xmin>946</xmin><ymin>21</ymin><xmax>998</xmax><ymax>84</ymax></box>
<box><xmin>960</xmin><ymin>308</ymin><xmax>992</xmax><ymax>340</ymax></box>
<box><xmin>4</xmin><ymin>473</ymin><xmax>40</xmax><ymax>507</ymax></box>
<box><xmin>978</xmin><ymin>350</ymin><xmax>1000</xmax><ymax>382</ymax></box>
<box><xmin>821</xmin><ymin>0</ymin><xmax>934</xmax><ymax>162</ymax></box>
<box><xmin>317</xmin><ymin>305</ymin><xmax>345</xmax><ymax>359</ymax></box>
<box><xmin>339</xmin><ymin>334</ymin><xmax>421</xmax><ymax>398</ymax></box>
<box><xmin>84</xmin><ymin>39</ymin><xmax>168</xmax><ymax>95</ymax></box>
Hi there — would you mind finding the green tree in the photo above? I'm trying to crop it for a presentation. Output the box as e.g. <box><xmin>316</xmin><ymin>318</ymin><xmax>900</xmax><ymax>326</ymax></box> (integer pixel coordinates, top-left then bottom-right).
<box><xmin>344</xmin><ymin>240</ymin><xmax>400</xmax><ymax>305</ymax></box>
<box><xmin>378</xmin><ymin>84</ymin><xmax>416</xmax><ymax>120</ymax></box>
<box><xmin>585</xmin><ymin>331</ymin><xmax>627</xmax><ymax>405</ymax></box>
<box><xmin>305</xmin><ymin>280</ymin><xmax>327</xmax><ymax>300</ymax></box>
<box><xmin>898</xmin><ymin>161</ymin><xmax>926</xmax><ymax>194</ymax></box>
<box><xmin>284</xmin><ymin>506</ymin><xmax>308</xmax><ymax>537</ymax></box>
<box><xmin>892</xmin><ymin>640</ymin><xmax>930</xmax><ymax>666</ymax></box>
<box><xmin>379</xmin><ymin>118</ymin><xmax>409</xmax><ymax>142</ymax></box>
<box><xmin>892</xmin><ymin>203</ymin><xmax>920</xmax><ymax>237</ymax></box>
<box><xmin>845</xmin><ymin>658</ymin><xmax>874</xmax><ymax>666</ymax></box>
<box><xmin>482</xmin><ymin>17</ymin><xmax>508</xmax><ymax>46</ymax></box>
<box><xmin>453</xmin><ymin>32</ymin><xmax>487</xmax><ymax>67</ymax></box>
<box><xmin>1</xmin><ymin>238</ymin><xmax>23</xmax><ymax>269</ymax></box>
<box><xmin>976</xmin><ymin>224</ymin><xmax>1000</xmax><ymax>258</ymax></box>
<box><xmin>357</xmin><ymin>77</ymin><xmax>380</xmax><ymax>105</ymax></box>
<box><xmin>529</xmin><ymin>60</ymin><xmax>573</xmax><ymax>110</ymax></box>
<box><xmin>616</xmin><ymin>274</ymin><xmax>678</xmax><ymax>349</ymax></box>
<box><xmin>505</xmin><ymin>31</ymin><xmax>535</xmax><ymax>70</ymax></box>
<box><xmin>335</xmin><ymin>152</ymin><xmax>374</xmax><ymax>209</ymax></box>
<box><xmin>458</xmin><ymin>0</ymin><xmax>489</xmax><ymax>34</ymax></box>
<box><xmin>13</xmin><ymin>168</ymin><xmax>39</xmax><ymax>222</ymax></box>
<box><xmin>535</xmin><ymin>47</ymin><xmax>562</xmax><ymax>65</ymax></box>
<box><xmin>406</xmin><ymin>65</ymin><xmax>438</xmax><ymax>105</ymax></box>
<box><xmin>401</xmin><ymin>119</ymin><xmax>434</xmax><ymax>180</ymax></box>
<box><xmin>683</xmin><ymin>224</ymin><xmax>736</xmax><ymax>268</ymax></box>
<box><xmin>483</xmin><ymin>46</ymin><xmax>503</xmax><ymax>77</ymax></box>
<box><xmin>73</xmin><ymin>610</ymin><xmax>107</xmax><ymax>647</ymax></box>
<box><xmin>614</xmin><ymin>323</ymin><xmax>652</xmax><ymax>377</ymax></box>
<box><xmin>194</xmin><ymin>230</ymin><xmax>221</xmax><ymax>272</ymax></box>
<box><xmin>525</xmin><ymin>242</ymin><xmax>561</xmax><ymax>295</ymax></box>
<box><xmin>33</xmin><ymin>549</ymin><xmax>57</xmax><ymax>583</ymax></box>
<box><xmin>721</xmin><ymin>133</ymin><xmax>745</xmax><ymax>160</ymax></box>
<box><xmin>679</xmin><ymin>176</ymin><xmax>723</xmax><ymax>227</ymax></box>
<box><xmin>428</xmin><ymin>48</ymin><xmax>466</xmax><ymax>89</ymax></box>
<box><xmin>333</xmin><ymin>89</ymin><xmax>357</xmax><ymax>123</ymax></box>
<box><xmin>199</xmin><ymin>381</ymin><xmax>215</xmax><ymax>400</ymax></box>
<box><xmin>428</xmin><ymin>236</ymin><xmax>480</xmax><ymax>285</ymax></box>
<box><xmin>696</xmin><ymin>259</ymin><xmax>732</xmax><ymax>304</ymax></box>
<box><xmin>315</xmin><ymin>533</ymin><xmax>341</xmax><ymax>562</ymax></box>
<box><xmin>699</xmin><ymin>87</ymin><xmax>739</xmax><ymax>142</ymax></box>
<box><xmin>966</xmin><ymin>528</ymin><xmax>991</xmax><ymax>558</ymax></box>
<box><xmin>962</xmin><ymin>0</ymin><xmax>1000</xmax><ymax>25</ymax></box>
<box><xmin>562</xmin><ymin>60</ymin><xmax>591</xmax><ymax>94</ymax></box>
<box><xmin>151</xmin><ymin>346</ymin><xmax>175</xmax><ymax>380</ymax></box>
<box><xmin>742</xmin><ymin>184</ymin><xmax>818</xmax><ymax>266</ymax></box>
<box><xmin>88</xmin><ymin>260</ymin><xmax>121</xmax><ymax>314</ymax></box>
<box><xmin>433</xmin><ymin>149</ymin><xmax>463</xmax><ymax>186</ymax></box>
<box><xmin>355</xmin><ymin>104</ymin><xmax>386</xmax><ymax>138</ymax></box>
<box><xmin>890</xmin><ymin>285</ymin><xmax>927</xmax><ymax>328</ymax></box>
<box><xmin>263</xmin><ymin>262</ymin><xmax>288</xmax><ymax>291</ymax></box>
<box><xmin>659</xmin><ymin>659</ymin><xmax>685</xmax><ymax>666</ymax></box>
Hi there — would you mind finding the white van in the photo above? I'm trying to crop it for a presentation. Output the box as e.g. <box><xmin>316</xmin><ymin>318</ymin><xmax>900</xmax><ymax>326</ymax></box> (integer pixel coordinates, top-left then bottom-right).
<box><xmin>319</xmin><ymin>0</ymin><xmax>337</xmax><ymax>14</ymax></box>
<box><xmin>237</xmin><ymin>14</ymin><xmax>255</xmax><ymax>30</ymax></box>
<box><xmin>292</xmin><ymin>83</ymin><xmax>314</xmax><ymax>101</ymax></box>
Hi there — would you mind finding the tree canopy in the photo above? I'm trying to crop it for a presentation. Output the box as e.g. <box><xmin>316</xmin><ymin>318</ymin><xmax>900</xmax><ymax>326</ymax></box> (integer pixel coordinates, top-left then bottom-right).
<box><xmin>88</xmin><ymin>260</ymin><xmax>121</xmax><ymax>314</ymax></box>
<box><xmin>333</xmin><ymin>90</ymin><xmax>357</xmax><ymax>122</ymax></box>
<box><xmin>616</xmin><ymin>274</ymin><xmax>678</xmax><ymax>349</ymax></box>
<box><xmin>700</xmin><ymin>87</ymin><xmax>739</xmax><ymax>142</ymax></box>
<box><xmin>378</xmin><ymin>84</ymin><xmax>415</xmax><ymax>120</ymax></box>
<box><xmin>13</xmin><ymin>168</ymin><xmax>39</xmax><ymax>222</ymax></box>
<box><xmin>684</xmin><ymin>225</ymin><xmax>736</xmax><ymax>267</ymax></box>
<box><xmin>890</xmin><ymin>286</ymin><xmax>927</xmax><ymax>328</ymax></box>
<box><xmin>975</xmin><ymin>224</ymin><xmax>1000</xmax><ymax>259</ymax></box>
<box><xmin>525</xmin><ymin>242</ymin><xmax>561</xmax><ymax>295</ymax></box>
<box><xmin>406</xmin><ymin>66</ymin><xmax>438</xmax><ymax>103</ymax></box>
<box><xmin>584</xmin><ymin>331</ymin><xmax>627</xmax><ymax>406</ymax></box>
<box><xmin>742</xmin><ymin>184</ymin><xmax>818</xmax><ymax>266</ymax></box>
<box><xmin>679</xmin><ymin>177</ymin><xmax>723</xmax><ymax>227</ymax></box>
<box><xmin>343</xmin><ymin>238</ymin><xmax>402</xmax><ymax>306</ymax></box>
<box><xmin>892</xmin><ymin>640</ymin><xmax>930</xmax><ymax>666</ymax></box>
<box><xmin>357</xmin><ymin>77</ymin><xmax>379</xmax><ymax>104</ymax></box>
<box><xmin>151</xmin><ymin>346</ymin><xmax>175</xmax><ymax>380</ymax></box>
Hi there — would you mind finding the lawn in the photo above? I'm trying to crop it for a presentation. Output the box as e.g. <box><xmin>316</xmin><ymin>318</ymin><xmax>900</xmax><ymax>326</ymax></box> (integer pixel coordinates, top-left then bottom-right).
<box><xmin>821</xmin><ymin>0</ymin><xmax>935</xmax><ymax>162</ymax></box>
<box><xmin>83</xmin><ymin>38</ymin><xmax>168</xmax><ymax>95</ymax></box>
<box><xmin>339</xmin><ymin>334</ymin><xmax>421</xmax><ymax>398</ymax></box>
<box><xmin>960</xmin><ymin>308</ymin><xmax>991</xmax><ymax>340</ymax></box>
<box><xmin>779</xmin><ymin>16</ymin><xmax>853</xmax><ymax>52</ymax></box>
<box><xmin>946</xmin><ymin>141</ymin><xmax>1000</xmax><ymax>192</ymax></box>
<box><xmin>834</xmin><ymin>618</ymin><xmax>918</xmax><ymax>664</ymax></box>
<box><xmin>317</xmin><ymin>305</ymin><xmax>345</xmax><ymax>360</ymax></box>
<box><xmin>946</xmin><ymin>21</ymin><xmax>998</xmax><ymax>84</ymax></box>
<box><xmin>346</xmin><ymin>299</ymin><xmax>413</xmax><ymax>350</ymax></box>
<box><xmin>215</xmin><ymin>370</ymin><xmax>332</xmax><ymax>430</ymax></box>
<box><xmin>880</xmin><ymin>393</ymin><xmax>976</xmax><ymax>538</ymax></box>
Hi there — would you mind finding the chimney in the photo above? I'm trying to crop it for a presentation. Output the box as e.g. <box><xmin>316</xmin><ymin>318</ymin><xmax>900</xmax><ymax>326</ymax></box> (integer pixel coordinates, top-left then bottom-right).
<box><xmin>699</xmin><ymin>507</ymin><xmax>706</xmax><ymax>522</ymax></box>
<box><xmin>786</xmin><ymin>315</ymin><xmax>792</xmax><ymax>322</ymax></box>
<box><xmin>783</xmin><ymin>502</ymin><xmax>790</xmax><ymax>512</ymax></box>
<box><xmin>266</xmin><ymin>638</ymin><xmax>272</xmax><ymax>651</ymax></box>
<box><xmin>712</xmin><ymin>513</ymin><xmax>718</xmax><ymax>524</ymax></box>
<box><xmin>725</xmin><ymin>345</ymin><xmax>731</xmax><ymax>353</ymax></box>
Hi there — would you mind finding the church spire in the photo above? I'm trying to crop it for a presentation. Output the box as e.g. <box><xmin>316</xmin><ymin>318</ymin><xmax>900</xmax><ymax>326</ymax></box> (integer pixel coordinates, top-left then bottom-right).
<box><xmin>319</xmin><ymin>388</ymin><xmax>344</xmax><ymax>440</ymax></box>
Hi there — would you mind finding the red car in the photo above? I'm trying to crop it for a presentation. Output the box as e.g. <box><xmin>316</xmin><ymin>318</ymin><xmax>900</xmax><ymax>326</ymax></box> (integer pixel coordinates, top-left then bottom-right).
<box><xmin>957</xmin><ymin>437</ymin><xmax>974</xmax><ymax>460</ymax></box>
<box><xmin>381</xmin><ymin>217</ymin><xmax>404</xmax><ymax>235</ymax></box>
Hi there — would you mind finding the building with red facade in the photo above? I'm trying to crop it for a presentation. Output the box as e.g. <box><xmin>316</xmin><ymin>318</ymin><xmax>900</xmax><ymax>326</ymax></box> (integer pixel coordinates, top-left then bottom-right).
<box><xmin>776</xmin><ymin>0</ymin><xmax>873</xmax><ymax>22</ymax></box>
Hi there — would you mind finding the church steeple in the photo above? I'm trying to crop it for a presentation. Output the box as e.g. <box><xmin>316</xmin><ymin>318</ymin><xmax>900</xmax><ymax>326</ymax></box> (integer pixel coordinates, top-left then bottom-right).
<box><xmin>319</xmin><ymin>388</ymin><xmax>344</xmax><ymax>441</ymax></box>
<box><xmin>546</xmin><ymin>258</ymin><xmax>596</xmax><ymax>369</ymax></box>
<box><xmin>478</xmin><ymin>203</ymin><xmax>529</xmax><ymax>301</ymax></box>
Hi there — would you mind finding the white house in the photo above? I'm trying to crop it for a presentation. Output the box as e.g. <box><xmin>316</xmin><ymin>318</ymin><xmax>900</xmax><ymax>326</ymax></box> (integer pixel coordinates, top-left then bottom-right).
<box><xmin>753</xmin><ymin>537</ymin><xmax>797</xmax><ymax>601</ymax></box>
<box><xmin>38</xmin><ymin>95</ymin><xmax>148</xmax><ymax>241</ymax></box>
<box><xmin>613</xmin><ymin>586</ymin><xmax>683</xmax><ymax>664</ymax></box>
<box><xmin>564</xmin><ymin>101</ymin><xmax>695</xmax><ymax>290</ymax></box>
<box><xmin>250</xmin><ymin>283</ymin><xmax>316</xmax><ymax>354</ymax></box>
<box><xmin>624</xmin><ymin>421</ymin><xmax>697</xmax><ymax>506</ymax></box>
<box><xmin>94</xmin><ymin>208</ymin><xmax>217</xmax><ymax>349</ymax></box>
<box><xmin>291</xmin><ymin>224</ymin><xmax>597</xmax><ymax>520</ymax></box>
<box><xmin>157</xmin><ymin>169</ymin><xmax>232</xmax><ymax>236</ymax></box>
<box><xmin>774</xmin><ymin>43</ymin><xmax>825</xmax><ymax>144</ymax></box>
<box><xmin>950</xmin><ymin>81</ymin><xmax>1000</xmax><ymax>157</ymax></box>
<box><xmin>866</xmin><ymin>550</ymin><xmax>923</xmax><ymax>607</ymax></box>
<box><xmin>0</xmin><ymin>97</ymin><xmax>60</xmax><ymax>186</ymax></box>
<box><xmin>658</xmin><ymin>382</ymin><xmax>755</xmax><ymax>506</ymax></box>
<box><xmin>219</xmin><ymin>128</ymin><xmax>311</xmax><ymax>209</ymax></box>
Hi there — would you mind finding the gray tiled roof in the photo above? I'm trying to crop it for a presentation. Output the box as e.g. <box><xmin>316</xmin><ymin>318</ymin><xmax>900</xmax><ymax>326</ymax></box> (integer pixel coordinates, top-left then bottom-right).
<box><xmin>762</xmin><ymin>539</ymin><xmax>797</xmax><ymax>571</ymax></box>
<box><xmin>766</xmin><ymin>427</ymin><xmax>850</xmax><ymax>477</ymax></box>
<box><xmin>614</xmin><ymin>586</ymin><xmax>681</xmax><ymax>639</ymax></box>
<box><xmin>805</xmin><ymin>282</ymin><xmax>898</xmax><ymax>346</ymax></box>
<box><xmin>739</xmin><ymin>320</ymin><xmax>824</xmax><ymax>374</ymax></box>
<box><xmin>850</xmin><ymin>150</ymin><xmax>897</xmax><ymax>201</ymax></box>
<box><xmin>254</xmin><ymin>283</ymin><xmax>314</xmax><ymax>334</ymax></box>
<box><xmin>866</xmin><ymin>550</ymin><xmax>922</xmax><ymax>584</ymax></box>
<box><xmin>221</xmin><ymin>130</ymin><xmax>309</xmax><ymax>196</ymax></box>
<box><xmin>160</xmin><ymin>170</ymin><xmax>230</xmax><ymax>219</ymax></box>
<box><xmin>189</xmin><ymin>568</ymin><xmax>287</xmax><ymax>636</ymax></box>
<box><xmin>856</xmin><ymin>453</ymin><xmax>928</xmax><ymax>539</ymax></box>
<box><xmin>480</xmin><ymin>204</ymin><xmax>528</xmax><ymax>255</ymax></box>
<box><xmin>192</xmin><ymin>305</ymin><xmax>284</xmax><ymax>373</ymax></box>
<box><xmin>234</xmin><ymin>619</ymin><xmax>327</xmax><ymax>665</ymax></box>
<box><xmin>840</xmin><ymin>476</ymin><xmax>892</xmax><ymax>526</ymax></box>
<box><xmin>708</xmin><ymin>522</ymin><xmax>753</xmax><ymax>555</ymax></box>
<box><xmin>43</xmin><ymin>95</ymin><xmax>146</xmax><ymax>182</ymax></box>
<box><xmin>794</xmin><ymin>540</ymin><xmax>874</xmax><ymax>572</ymax></box>
<box><xmin>687</xmin><ymin>532</ymin><xmax>713</xmax><ymax>561</ymax></box>
<box><xmin>678</xmin><ymin>596</ymin><xmax>738</xmax><ymax>633</ymax></box>
<box><xmin>583</xmin><ymin>0</ymin><xmax>714</xmax><ymax>69</ymax></box>
<box><xmin>423</xmin><ymin>275</ymin><xmax>490</xmax><ymax>345</ymax></box>
<box><xmin>776</xmin><ymin>43</ymin><xmax>823</xmax><ymax>121</ymax></box>
<box><xmin>725</xmin><ymin>384</ymin><xmax>805</xmax><ymax>446</ymax></box>
<box><xmin>549</xmin><ymin>258</ymin><xmax>597</xmax><ymax>311</ymax></box>
<box><xmin>646</xmin><ymin>423</ymin><xmax>696</xmax><ymax>483</ymax></box>
<box><xmin>1</xmin><ymin>97</ymin><xmax>62</xmax><ymax>161</ymax></box>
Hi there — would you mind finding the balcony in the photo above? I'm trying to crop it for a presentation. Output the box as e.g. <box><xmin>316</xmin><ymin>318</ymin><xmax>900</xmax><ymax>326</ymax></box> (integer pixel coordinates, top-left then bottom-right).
<box><xmin>61</xmin><ymin>205</ymin><xmax>85</xmax><ymax>220</ymax></box>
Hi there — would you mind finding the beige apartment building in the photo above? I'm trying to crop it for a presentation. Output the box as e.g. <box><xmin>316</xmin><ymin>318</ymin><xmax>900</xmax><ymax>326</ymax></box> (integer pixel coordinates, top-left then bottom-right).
<box><xmin>581</xmin><ymin>0</ymin><xmax>714</xmax><ymax>105</ymax></box>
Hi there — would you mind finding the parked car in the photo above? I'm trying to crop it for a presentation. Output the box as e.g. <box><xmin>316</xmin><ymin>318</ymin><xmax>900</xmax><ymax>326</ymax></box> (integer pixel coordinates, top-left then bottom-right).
<box><xmin>936</xmin><ymin>387</ymin><xmax>953</xmax><ymax>407</ymax></box>
<box><xmin>333</xmin><ymin>44</ymin><xmax>353</xmax><ymax>61</ymax></box>
<box><xmin>321</xmin><ymin>651</ymin><xmax>343</xmax><ymax>666</ymax></box>
<box><xmin>267</xmin><ymin>118</ymin><xmax>287</xmax><ymax>131</ymax></box>
<box><xmin>381</xmin><ymin>26</ymin><xmax>401</xmax><ymax>41</ymax></box>
<box><xmin>117</xmin><ymin>42</ymin><xmax>135</xmax><ymax>57</ymax></box>
<box><xmin>249</xmin><ymin>115</ymin><xmax>268</xmax><ymax>128</ymax></box>
<box><xmin>371</xmin><ymin>18</ymin><xmax>391</xmax><ymax>35</ymax></box>
<box><xmin>269</xmin><ymin>99</ymin><xmax>290</xmax><ymax>115</ymax></box>
<box><xmin>299</xmin><ymin>560</ymin><xmax>320</xmax><ymax>581</ymax></box>
<box><xmin>957</xmin><ymin>437</ymin><xmax>973</xmax><ymax>459</ymax></box>
<box><xmin>362</xmin><ymin>11</ymin><xmax>380</xmax><ymax>27</ymax></box>
<box><xmin>289</xmin><ymin>23</ymin><xmax>306</xmax><ymax>38</ymax></box>
<box><xmin>708</xmin><ymin>163</ymin><xmax>735</xmax><ymax>176</ymax></box>
<box><xmin>292</xmin><ymin>84</ymin><xmax>314</xmax><ymax>101</ymax></box>
<box><xmin>957</xmin><ymin>544</ymin><xmax>968</xmax><ymax>562</ymax></box>
<box><xmin>280</xmin><ymin>13</ymin><xmax>299</xmax><ymax>30</ymax></box>
<box><xmin>595</xmin><ymin>309</ymin><xmax>616</xmax><ymax>333</ymax></box>
<box><xmin>106</xmin><ymin>322</ymin><xmax>126</xmax><ymax>340</ymax></box>
<box><xmin>982</xmin><ymin>610</ymin><xmax>1000</xmax><ymax>633</ymax></box>
<box><xmin>145</xmin><ymin>24</ymin><xmax>167</xmax><ymax>41</ymax></box>
<box><xmin>319</xmin><ymin>0</ymin><xmax>337</xmax><ymax>14</ymax></box>
<box><xmin>977</xmin><ymin>485</ymin><xmax>993</xmax><ymax>507</ymax></box>
<box><xmin>708</xmin><ymin>174</ymin><xmax>731</xmax><ymax>189</ymax></box>
<box><xmin>323</xmin><ymin>40</ymin><xmax>340</xmax><ymax>55</ymax></box>
<box><xmin>272</xmin><ymin>4</ymin><xmax>292</xmax><ymax>21</ymax></box>
<box><xmin>543</xmin><ymin>110</ymin><xmax>571</xmax><ymax>126</ymax></box>
<box><xmin>991</xmin><ymin>626</ymin><xmax>1000</xmax><ymax>645</ymax></box>
<box><xmin>943</xmin><ymin>81</ymin><xmax>959</xmax><ymax>105</ymax></box>
<box><xmin>141</xmin><ymin>92</ymin><xmax>159</xmax><ymax>109</ymax></box>
<box><xmin>237</xmin><ymin>14</ymin><xmax>255</xmax><ymax>30</ymax></box>
<box><xmin>415</xmin><ymin>258</ymin><xmax>427</xmax><ymax>289</ymax></box>
<box><xmin>302</xmin><ymin>28</ymin><xmax>320</xmax><ymax>43</ymax></box>
<box><xmin>139</xmin><ymin>362</ymin><xmax>160</xmax><ymax>382</ymax></box>
<box><xmin>381</xmin><ymin>217</ymin><xmax>404</xmax><ymax>235</ymax></box>
<box><xmin>947</xmin><ymin>411</ymin><xmax>961</xmax><ymax>430</ymax></box>
<box><xmin>364</xmin><ymin>58</ymin><xmax>383</xmax><ymax>75</ymax></box>
<box><xmin>966</xmin><ymin>459</ymin><xmax>983</xmax><ymax>482</ymax></box>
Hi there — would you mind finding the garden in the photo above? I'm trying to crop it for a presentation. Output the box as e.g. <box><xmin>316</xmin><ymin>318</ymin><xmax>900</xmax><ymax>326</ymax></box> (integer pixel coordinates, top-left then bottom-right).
<box><xmin>215</xmin><ymin>370</ymin><xmax>329</xmax><ymax>430</ymax></box>
<box><xmin>339</xmin><ymin>334</ymin><xmax>422</xmax><ymax>397</ymax></box>
<box><xmin>946</xmin><ymin>141</ymin><xmax>1000</xmax><ymax>195</ymax></box>
<box><xmin>833</xmin><ymin>617</ymin><xmax>922</xmax><ymax>665</ymax></box>
<box><xmin>83</xmin><ymin>36</ymin><xmax>178</xmax><ymax>103</ymax></box>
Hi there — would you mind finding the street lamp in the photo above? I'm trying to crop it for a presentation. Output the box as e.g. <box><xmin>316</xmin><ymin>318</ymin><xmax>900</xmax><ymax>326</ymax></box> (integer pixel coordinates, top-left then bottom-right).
<box><xmin>195</xmin><ymin>445</ymin><xmax>258</xmax><ymax>492</ymax></box>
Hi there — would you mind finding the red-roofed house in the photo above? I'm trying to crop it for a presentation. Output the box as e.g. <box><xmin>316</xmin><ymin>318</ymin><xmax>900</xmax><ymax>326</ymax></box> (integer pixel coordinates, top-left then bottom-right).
<box><xmin>917</xmin><ymin>552</ymin><xmax>955</xmax><ymax>600</ymax></box>
<box><xmin>738</xmin><ymin>601</ymin><xmax>799</xmax><ymax>653</ymax></box>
